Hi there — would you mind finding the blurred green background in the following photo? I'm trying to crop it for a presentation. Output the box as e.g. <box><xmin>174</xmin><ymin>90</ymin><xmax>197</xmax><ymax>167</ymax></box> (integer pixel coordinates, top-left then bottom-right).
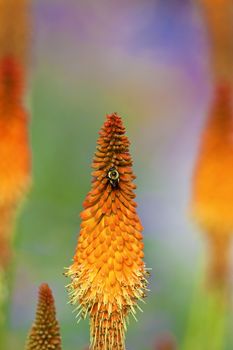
<box><xmin>7</xmin><ymin>0</ymin><xmax>233</xmax><ymax>349</ymax></box>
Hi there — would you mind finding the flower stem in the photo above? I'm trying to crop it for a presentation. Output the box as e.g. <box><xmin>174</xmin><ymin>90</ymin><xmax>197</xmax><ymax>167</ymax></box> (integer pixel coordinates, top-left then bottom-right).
<box><xmin>0</xmin><ymin>268</ymin><xmax>10</xmax><ymax>349</ymax></box>
<box><xmin>181</xmin><ymin>262</ymin><xmax>229</xmax><ymax>350</ymax></box>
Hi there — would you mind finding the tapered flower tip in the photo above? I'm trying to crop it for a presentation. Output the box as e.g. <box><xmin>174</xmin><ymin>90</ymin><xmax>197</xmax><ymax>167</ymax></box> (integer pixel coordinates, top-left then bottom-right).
<box><xmin>0</xmin><ymin>56</ymin><xmax>24</xmax><ymax>106</ymax></box>
<box><xmin>191</xmin><ymin>82</ymin><xmax>233</xmax><ymax>232</ymax></box>
<box><xmin>25</xmin><ymin>283</ymin><xmax>62</xmax><ymax>350</ymax></box>
<box><xmin>67</xmin><ymin>113</ymin><xmax>148</xmax><ymax>350</ymax></box>
<box><xmin>154</xmin><ymin>333</ymin><xmax>177</xmax><ymax>350</ymax></box>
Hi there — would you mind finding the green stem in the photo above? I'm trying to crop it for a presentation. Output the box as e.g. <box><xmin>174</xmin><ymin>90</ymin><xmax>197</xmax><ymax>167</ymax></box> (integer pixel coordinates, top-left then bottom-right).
<box><xmin>0</xmin><ymin>206</ymin><xmax>20</xmax><ymax>349</ymax></box>
<box><xmin>0</xmin><ymin>267</ymin><xmax>10</xmax><ymax>349</ymax></box>
<box><xmin>181</xmin><ymin>262</ymin><xmax>229</xmax><ymax>350</ymax></box>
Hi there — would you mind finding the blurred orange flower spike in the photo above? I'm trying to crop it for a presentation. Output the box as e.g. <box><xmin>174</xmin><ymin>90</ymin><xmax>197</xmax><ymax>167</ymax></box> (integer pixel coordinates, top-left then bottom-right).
<box><xmin>192</xmin><ymin>83</ymin><xmax>233</xmax><ymax>286</ymax></box>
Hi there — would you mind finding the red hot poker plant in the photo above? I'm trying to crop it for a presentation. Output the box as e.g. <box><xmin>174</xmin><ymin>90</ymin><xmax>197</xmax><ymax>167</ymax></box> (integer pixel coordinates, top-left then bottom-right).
<box><xmin>0</xmin><ymin>56</ymin><xmax>30</xmax><ymax>206</ymax></box>
<box><xmin>191</xmin><ymin>84</ymin><xmax>233</xmax><ymax>287</ymax></box>
<box><xmin>67</xmin><ymin>113</ymin><xmax>148</xmax><ymax>350</ymax></box>
<box><xmin>0</xmin><ymin>56</ymin><xmax>31</xmax><ymax>267</ymax></box>
<box><xmin>25</xmin><ymin>283</ymin><xmax>62</xmax><ymax>350</ymax></box>
<box><xmin>0</xmin><ymin>55</ymin><xmax>31</xmax><ymax>261</ymax></box>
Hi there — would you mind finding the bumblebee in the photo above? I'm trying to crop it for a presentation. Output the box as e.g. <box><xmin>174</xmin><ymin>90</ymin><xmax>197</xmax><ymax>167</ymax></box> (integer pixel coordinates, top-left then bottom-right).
<box><xmin>107</xmin><ymin>167</ymin><xmax>119</xmax><ymax>187</ymax></box>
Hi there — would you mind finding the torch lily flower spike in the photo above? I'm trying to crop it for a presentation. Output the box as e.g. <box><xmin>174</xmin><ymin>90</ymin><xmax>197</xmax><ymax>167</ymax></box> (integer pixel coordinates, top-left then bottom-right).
<box><xmin>66</xmin><ymin>113</ymin><xmax>149</xmax><ymax>350</ymax></box>
<box><xmin>0</xmin><ymin>0</ymin><xmax>31</xmax><ymax>269</ymax></box>
<box><xmin>0</xmin><ymin>56</ymin><xmax>31</xmax><ymax>268</ymax></box>
<box><xmin>191</xmin><ymin>83</ymin><xmax>233</xmax><ymax>287</ymax></box>
<box><xmin>0</xmin><ymin>56</ymin><xmax>31</xmax><ymax>206</ymax></box>
<box><xmin>25</xmin><ymin>283</ymin><xmax>62</xmax><ymax>350</ymax></box>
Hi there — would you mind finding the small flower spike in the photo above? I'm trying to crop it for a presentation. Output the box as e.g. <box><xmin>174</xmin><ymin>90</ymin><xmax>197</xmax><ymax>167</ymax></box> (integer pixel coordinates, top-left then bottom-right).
<box><xmin>67</xmin><ymin>113</ymin><xmax>149</xmax><ymax>350</ymax></box>
<box><xmin>25</xmin><ymin>283</ymin><xmax>62</xmax><ymax>350</ymax></box>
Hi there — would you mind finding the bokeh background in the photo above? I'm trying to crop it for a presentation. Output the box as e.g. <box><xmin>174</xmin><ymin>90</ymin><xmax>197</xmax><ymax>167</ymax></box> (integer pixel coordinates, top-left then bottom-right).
<box><xmin>7</xmin><ymin>0</ymin><xmax>232</xmax><ymax>349</ymax></box>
